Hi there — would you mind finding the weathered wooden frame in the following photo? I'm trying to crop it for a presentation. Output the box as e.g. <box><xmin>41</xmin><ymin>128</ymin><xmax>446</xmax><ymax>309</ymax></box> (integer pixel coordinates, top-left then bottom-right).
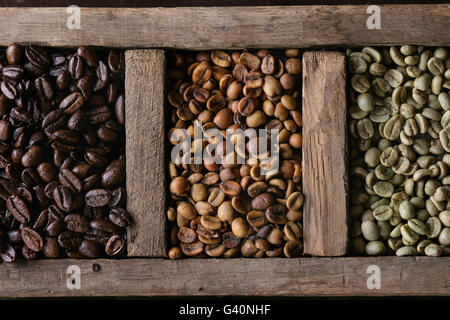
<box><xmin>0</xmin><ymin>5</ymin><xmax>449</xmax><ymax>298</ymax></box>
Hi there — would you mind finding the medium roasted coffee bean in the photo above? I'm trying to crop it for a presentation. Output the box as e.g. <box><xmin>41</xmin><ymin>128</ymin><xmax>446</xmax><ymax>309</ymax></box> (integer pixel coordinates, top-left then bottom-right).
<box><xmin>85</xmin><ymin>189</ymin><xmax>111</xmax><ymax>207</ymax></box>
<box><xmin>21</xmin><ymin>227</ymin><xmax>44</xmax><ymax>252</ymax></box>
<box><xmin>251</xmin><ymin>193</ymin><xmax>275</xmax><ymax>211</ymax></box>
<box><xmin>265</xmin><ymin>204</ymin><xmax>288</xmax><ymax>224</ymax></box>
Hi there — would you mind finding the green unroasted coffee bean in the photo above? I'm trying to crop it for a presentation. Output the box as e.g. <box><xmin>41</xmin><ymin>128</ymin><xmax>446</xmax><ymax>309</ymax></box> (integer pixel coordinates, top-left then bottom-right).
<box><xmin>424</xmin><ymin>243</ymin><xmax>442</xmax><ymax>256</ymax></box>
<box><xmin>365</xmin><ymin>241</ymin><xmax>387</xmax><ymax>256</ymax></box>
<box><xmin>373</xmin><ymin>205</ymin><xmax>393</xmax><ymax>221</ymax></box>
<box><xmin>361</xmin><ymin>220</ymin><xmax>380</xmax><ymax>241</ymax></box>
<box><xmin>396</xmin><ymin>245</ymin><xmax>418</xmax><ymax>256</ymax></box>
<box><xmin>373</xmin><ymin>181</ymin><xmax>394</xmax><ymax>198</ymax></box>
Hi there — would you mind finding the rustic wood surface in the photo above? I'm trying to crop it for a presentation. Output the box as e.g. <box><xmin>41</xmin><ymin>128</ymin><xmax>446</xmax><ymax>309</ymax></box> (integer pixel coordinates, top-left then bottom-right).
<box><xmin>0</xmin><ymin>257</ymin><xmax>448</xmax><ymax>297</ymax></box>
<box><xmin>125</xmin><ymin>50</ymin><xmax>167</xmax><ymax>257</ymax></box>
<box><xmin>0</xmin><ymin>5</ymin><xmax>449</xmax><ymax>48</ymax></box>
<box><xmin>302</xmin><ymin>51</ymin><xmax>348</xmax><ymax>256</ymax></box>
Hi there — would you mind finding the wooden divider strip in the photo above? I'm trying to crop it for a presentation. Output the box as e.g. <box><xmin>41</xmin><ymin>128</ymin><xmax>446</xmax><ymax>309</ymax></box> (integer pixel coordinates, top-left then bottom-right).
<box><xmin>302</xmin><ymin>51</ymin><xmax>348</xmax><ymax>256</ymax></box>
<box><xmin>125</xmin><ymin>50</ymin><xmax>167</xmax><ymax>257</ymax></box>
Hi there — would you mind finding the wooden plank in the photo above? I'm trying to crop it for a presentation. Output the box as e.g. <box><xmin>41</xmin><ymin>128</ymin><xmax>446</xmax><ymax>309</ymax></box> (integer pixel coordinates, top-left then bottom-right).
<box><xmin>302</xmin><ymin>51</ymin><xmax>348</xmax><ymax>256</ymax></box>
<box><xmin>125</xmin><ymin>50</ymin><xmax>167</xmax><ymax>257</ymax></box>
<box><xmin>0</xmin><ymin>257</ymin><xmax>448</xmax><ymax>297</ymax></box>
<box><xmin>0</xmin><ymin>5</ymin><xmax>449</xmax><ymax>48</ymax></box>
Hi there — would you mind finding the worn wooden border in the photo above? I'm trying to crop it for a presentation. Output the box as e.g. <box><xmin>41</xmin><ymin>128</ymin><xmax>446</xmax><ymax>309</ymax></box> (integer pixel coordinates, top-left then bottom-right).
<box><xmin>0</xmin><ymin>257</ymin><xmax>448</xmax><ymax>297</ymax></box>
<box><xmin>0</xmin><ymin>5</ymin><xmax>449</xmax><ymax>49</ymax></box>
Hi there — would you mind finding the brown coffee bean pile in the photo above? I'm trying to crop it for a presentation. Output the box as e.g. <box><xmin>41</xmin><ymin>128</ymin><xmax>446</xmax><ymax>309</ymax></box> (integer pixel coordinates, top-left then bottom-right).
<box><xmin>167</xmin><ymin>49</ymin><xmax>304</xmax><ymax>259</ymax></box>
<box><xmin>0</xmin><ymin>44</ymin><xmax>129</xmax><ymax>262</ymax></box>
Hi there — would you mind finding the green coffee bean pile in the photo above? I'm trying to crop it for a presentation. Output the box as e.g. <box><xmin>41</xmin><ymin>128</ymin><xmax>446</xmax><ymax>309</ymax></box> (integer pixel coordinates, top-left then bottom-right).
<box><xmin>348</xmin><ymin>46</ymin><xmax>450</xmax><ymax>256</ymax></box>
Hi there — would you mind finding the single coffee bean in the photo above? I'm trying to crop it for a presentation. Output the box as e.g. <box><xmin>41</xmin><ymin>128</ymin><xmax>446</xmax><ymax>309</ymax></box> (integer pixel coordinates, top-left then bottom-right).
<box><xmin>6</xmin><ymin>195</ymin><xmax>31</xmax><ymax>224</ymax></box>
<box><xmin>21</xmin><ymin>227</ymin><xmax>44</xmax><ymax>252</ymax></box>
<box><xmin>85</xmin><ymin>188</ymin><xmax>111</xmax><ymax>207</ymax></box>
<box><xmin>105</xmin><ymin>235</ymin><xmax>125</xmax><ymax>256</ymax></box>
<box><xmin>79</xmin><ymin>240</ymin><xmax>102</xmax><ymax>258</ymax></box>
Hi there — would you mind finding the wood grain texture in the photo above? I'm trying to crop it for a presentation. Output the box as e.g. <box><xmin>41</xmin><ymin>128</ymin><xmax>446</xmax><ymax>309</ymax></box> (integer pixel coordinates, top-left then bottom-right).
<box><xmin>302</xmin><ymin>51</ymin><xmax>348</xmax><ymax>256</ymax></box>
<box><xmin>125</xmin><ymin>50</ymin><xmax>167</xmax><ymax>257</ymax></box>
<box><xmin>0</xmin><ymin>257</ymin><xmax>448</xmax><ymax>297</ymax></box>
<box><xmin>0</xmin><ymin>6</ymin><xmax>449</xmax><ymax>48</ymax></box>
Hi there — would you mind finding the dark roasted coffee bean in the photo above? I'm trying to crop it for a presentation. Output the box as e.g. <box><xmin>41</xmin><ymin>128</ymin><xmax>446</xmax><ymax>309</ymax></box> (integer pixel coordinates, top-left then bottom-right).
<box><xmin>108</xmin><ymin>50</ymin><xmax>124</xmax><ymax>73</ymax></box>
<box><xmin>90</xmin><ymin>218</ymin><xmax>121</xmax><ymax>234</ymax></box>
<box><xmin>42</xmin><ymin>109</ymin><xmax>68</xmax><ymax>134</ymax></box>
<box><xmin>105</xmin><ymin>235</ymin><xmax>124</xmax><ymax>256</ymax></box>
<box><xmin>59</xmin><ymin>92</ymin><xmax>85</xmax><ymax>114</ymax></box>
<box><xmin>108</xmin><ymin>207</ymin><xmax>131</xmax><ymax>228</ymax></box>
<box><xmin>44</xmin><ymin>181</ymin><xmax>58</xmax><ymax>199</ymax></box>
<box><xmin>84</xmin><ymin>149</ymin><xmax>107</xmax><ymax>168</ymax></box>
<box><xmin>67</xmin><ymin>110</ymin><xmax>87</xmax><ymax>131</ymax></box>
<box><xmin>101</xmin><ymin>158</ymin><xmax>125</xmax><ymax>188</ymax></box>
<box><xmin>79</xmin><ymin>240</ymin><xmax>102</xmax><ymax>258</ymax></box>
<box><xmin>21</xmin><ymin>227</ymin><xmax>44</xmax><ymax>252</ymax></box>
<box><xmin>21</xmin><ymin>145</ymin><xmax>43</xmax><ymax>167</ymax></box>
<box><xmin>82</xmin><ymin>173</ymin><xmax>100</xmax><ymax>191</ymax></box>
<box><xmin>37</xmin><ymin>162</ymin><xmax>57</xmax><ymax>183</ymax></box>
<box><xmin>77</xmin><ymin>75</ymin><xmax>94</xmax><ymax>99</ymax></box>
<box><xmin>1</xmin><ymin>246</ymin><xmax>17</xmax><ymax>263</ymax></box>
<box><xmin>65</xmin><ymin>213</ymin><xmax>90</xmax><ymax>233</ymax></box>
<box><xmin>85</xmin><ymin>105</ymin><xmax>112</xmax><ymax>124</ymax></box>
<box><xmin>6</xmin><ymin>44</ymin><xmax>24</xmax><ymax>65</ymax></box>
<box><xmin>21</xmin><ymin>168</ymin><xmax>40</xmax><ymax>186</ymax></box>
<box><xmin>56</xmin><ymin>69</ymin><xmax>70</xmax><ymax>90</ymax></box>
<box><xmin>33</xmin><ymin>209</ymin><xmax>49</xmax><ymax>232</ymax></box>
<box><xmin>16</xmin><ymin>186</ymin><xmax>33</xmax><ymax>204</ymax></box>
<box><xmin>58</xmin><ymin>169</ymin><xmax>82</xmax><ymax>193</ymax></box>
<box><xmin>53</xmin><ymin>186</ymin><xmax>73</xmax><ymax>212</ymax></box>
<box><xmin>1</xmin><ymin>81</ymin><xmax>18</xmax><ymax>100</ymax></box>
<box><xmin>68</xmin><ymin>55</ymin><xmax>84</xmax><ymax>79</ymax></box>
<box><xmin>25</xmin><ymin>45</ymin><xmax>50</xmax><ymax>68</ymax></box>
<box><xmin>42</xmin><ymin>237</ymin><xmax>59</xmax><ymax>258</ymax></box>
<box><xmin>77</xmin><ymin>46</ymin><xmax>99</xmax><ymax>67</ymax></box>
<box><xmin>6</xmin><ymin>195</ymin><xmax>31</xmax><ymax>224</ymax></box>
<box><xmin>57</xmin><ymin>231</ymin><xmax>83</xmax><ymax>250</ymax></box>
<box><xmin>108</xmin><ymin>187</ymin><xmax>125</xmax><ymax>207</ymax></box>
<box><xmin>34</xmin><ymin>77</ymin><xmax>53</xmax><ymax>101</ymax></box>
<box><xmin>3</xmin><ymin>65</ymin><xmax>24</xmax><ymax>80</ymax></box>
<box><xmin>34</xmin><ymin>185</ymin><xmax>49</xmax><ymax>207</ymax></box>
<box><xmin>45</xmin><ymin>219</ymin><xmax>63</xmax><ymax>237</ymax></box>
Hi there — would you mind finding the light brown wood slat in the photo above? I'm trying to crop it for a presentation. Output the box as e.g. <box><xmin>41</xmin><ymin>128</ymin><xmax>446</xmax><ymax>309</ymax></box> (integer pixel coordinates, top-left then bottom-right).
<box><xmin>302</xmin><ymin>51</ymin><xmax>348</xmax><ymax>256</ymax></box>
<box><xmin>0</xmin><ymin>6</ymin><xmax>449</xmax><ymax>48</ymax></box>
<box><xmin>0</xmin><ymin>257</ymin><xmax>448</xmax><ymax>297</ymax></box>
<box><xmin>125</xmin><ymin>50</ymin><xmax>167</xmax><ymax>257</ymax></box>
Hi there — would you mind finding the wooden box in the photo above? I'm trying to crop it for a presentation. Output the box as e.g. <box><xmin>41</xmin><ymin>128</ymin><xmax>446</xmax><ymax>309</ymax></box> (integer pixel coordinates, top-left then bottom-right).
<box><xmin>0</xmin><ymin>5</ymin><xmax>449</xmax><ymax>298</ymax></box>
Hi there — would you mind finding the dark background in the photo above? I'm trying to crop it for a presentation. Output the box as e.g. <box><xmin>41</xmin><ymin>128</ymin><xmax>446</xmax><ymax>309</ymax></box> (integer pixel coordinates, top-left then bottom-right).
<box><xmin>0</xmin><ymin>0</ymin><xmax>449</xmax><ymax>7</ymax></box>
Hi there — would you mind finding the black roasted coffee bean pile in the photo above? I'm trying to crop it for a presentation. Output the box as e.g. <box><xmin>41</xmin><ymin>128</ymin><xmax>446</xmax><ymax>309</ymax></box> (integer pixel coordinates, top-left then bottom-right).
<box><xmin>0</xmin><ymin>44</ymin><xmax>129</xmax><ymax>261</ymax></box>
